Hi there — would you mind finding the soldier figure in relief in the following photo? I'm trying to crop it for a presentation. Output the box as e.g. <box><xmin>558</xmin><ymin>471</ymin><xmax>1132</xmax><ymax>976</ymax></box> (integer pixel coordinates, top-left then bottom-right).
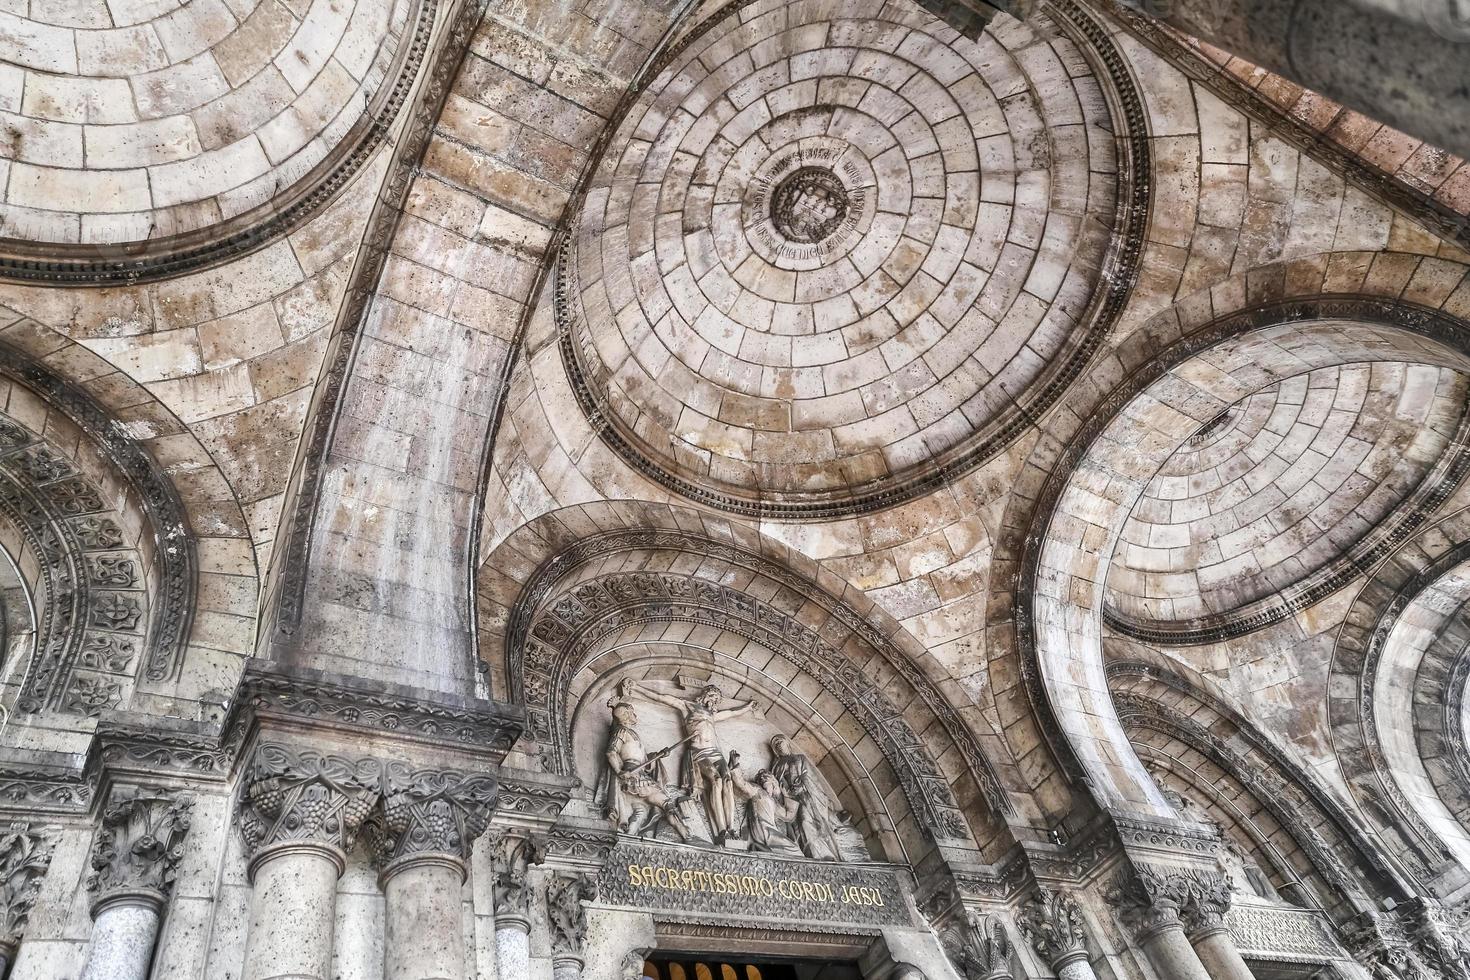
<box><xmin>623</xmin><ymin>679</ymin><xmax>758</xmax><ymax>844</ymax></box>
<box><xmin>598</xmin><ymin>695</ymin><xmax>690</xmax><ymax>842</ymax></box>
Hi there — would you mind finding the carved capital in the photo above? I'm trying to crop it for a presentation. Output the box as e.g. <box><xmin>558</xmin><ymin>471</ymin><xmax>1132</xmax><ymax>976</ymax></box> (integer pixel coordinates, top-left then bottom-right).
<box><xmin>1107</xmin><ymin>866</ymin><xmax>1192</xmax><ymax>941</ymax></box>
<box><xmin>1179</xmin><ymin>870</ymin><xmax>1232</xmax><ymax>938</ymax></box>
<box><xmin>943</xmin><ymin>909</ymin><xmax>1013</xmax><ymax>980</ymax></box>
<box><xmin>546</xmin><ymin>871</ymin><xmax>599</xmax><ymax>960</ymax></box>
<box><xmin>489</xmin><ymin>829</ymin><xmax>547</xmax><ymax>921</ymax></box>
<box><xmin>85</xmin><ymin>788</ymin><xmax>192</xmax><ymax>906</ymax></box>
<box><xmin>0</xmin><ymin>822</ymin><xmax>57</xmax><ymax>947</ymax></box>
<box><xmin>1017</xmin><ymin>887</ymin><xmax>1088</xmax><ymax>966</ymax></box>
<box><xmin>237</xmin><ymin>744</ymin><xmax>381</xmax><ymax>857</ymax></box>
<box><xmin>1345</xmin><ymin>911</ymin><xmax>1440</xmax><ymax>980</ymax></box>
<box><xmin>369</xmin><ymin>764</ymin><xmax>497</xmax><ymax>865</ymax></box>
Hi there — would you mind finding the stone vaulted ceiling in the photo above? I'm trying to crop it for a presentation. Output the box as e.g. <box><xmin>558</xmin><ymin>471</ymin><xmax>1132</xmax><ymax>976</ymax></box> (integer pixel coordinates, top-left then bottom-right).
<box><xmin>2</xmin><ymin>0</ymin><xmax>1470</xmax><ymax>973</ymax></box>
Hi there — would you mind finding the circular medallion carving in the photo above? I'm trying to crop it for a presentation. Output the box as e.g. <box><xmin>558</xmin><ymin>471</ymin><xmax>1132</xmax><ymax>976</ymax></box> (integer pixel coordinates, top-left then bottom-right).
<box><xmin>558</xmin><ymin>0</ymin><xmax>1145</xmax><ymax>517</ymax></box>
<box><xmin>770</xmin><ymin>166</ymin><xmax>852</xmax><ymax>245</ymax></box>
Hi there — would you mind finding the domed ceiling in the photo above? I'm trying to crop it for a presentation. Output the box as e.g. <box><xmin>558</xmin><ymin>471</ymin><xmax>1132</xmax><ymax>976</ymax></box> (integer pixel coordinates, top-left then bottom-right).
<box><xmin>1105</xmin><ymin>361</ymin><xmax>1470</xmax><ymax>632</ymax></box>
<box><xmin>559</xmin><ymin>0</ymin><xmax>1140</xmax><ymax>517</ymax></box>
<box><xmin>0</xmin><ymin>0</ymin><xmax>417</xmax><ymax>279</ymax></box>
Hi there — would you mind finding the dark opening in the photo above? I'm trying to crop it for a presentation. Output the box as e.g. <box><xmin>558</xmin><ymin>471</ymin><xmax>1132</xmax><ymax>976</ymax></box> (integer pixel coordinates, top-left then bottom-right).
<box><xmin>640</xmin><ymin>953</ymin><xmax>863</xmax><ymax>980</ymax></box>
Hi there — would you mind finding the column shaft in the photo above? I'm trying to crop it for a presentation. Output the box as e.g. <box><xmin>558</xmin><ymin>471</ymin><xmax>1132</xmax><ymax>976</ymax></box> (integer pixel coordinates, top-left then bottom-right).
<box><xmin>79</xmin><ymin>894</ymin><xmax>163</xmax><ymax>980</ymax></box>
<box><xmin>243</xmin><ymin>842</ymin><xmax>346</xmax><ymax>980</ymax></box>
<box><xmin>1190</xmin><ymin>929</ymin><xmax>1256</xmax><ymax>980</ymax></box>
<box><xmin>382</xmin><ymin>853</ymin><xmax>467</xmax><ymax>980</ymax></box>
<box><xmin>1054</xmin><ymin>951</ymin><xmax>1099</xmax><ymax>980</ymax></box>
<box><xmin>553</xmin><ymin>955</ymin><xmax>584</xmax><ymax>980</ymax></box>
<box><xmin>495</xmin><ymin>918</ymin><xmax>530</xmax><ymax>979</ymax></box>
<box><xmin>1138</xmin><ymin>921</ymin><xmax>1213</xmax><ymax>980</ymax></box>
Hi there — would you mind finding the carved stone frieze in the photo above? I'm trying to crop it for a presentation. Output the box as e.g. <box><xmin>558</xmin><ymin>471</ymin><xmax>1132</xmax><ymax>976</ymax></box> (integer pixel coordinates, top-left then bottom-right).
<box><xmin>368</xmin><ymin>765</ymin><xmax>497</xmax><ymax>865</ymax></box>
<box><xmin>0</xmin><ymin>822</ymin><xmax>57</xmax><ymax>950</ymax></box>
<box><xmin>1017</xmin><ymin>888</ymin><xmax>1089</xmax><ymax>966</ymax></box>
<box><xmin>943</xmin><ymin>909</ymin><xmax>1013</xmax><ymax>980</ymax></box>
<box><xmin>489</xmin><ymin>830</ymin><xmax>547</xmax><ymax>921</ymax></box>
<box><xmin>546</xmin><ymin>872</ymin><xmax>598</xmax><ymax>960</ymax></box>
<box><xmin>85</xmin><ymin>788</ymin><xmax>192</xmax><ymax>903</ymax></box>
<box><xmin>237</xmin><ymin>744</ymin><xmax>381</xmax><ymax>857</ymax></box>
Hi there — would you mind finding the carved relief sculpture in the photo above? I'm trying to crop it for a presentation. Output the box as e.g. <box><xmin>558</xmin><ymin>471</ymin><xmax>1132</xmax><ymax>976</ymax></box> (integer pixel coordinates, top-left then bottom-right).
<box><xmin>944</xmin><ymin>909</ymin><xmax>1013</xmax><ymax>980</ymax></box>
<box><xmin>85</xmin><ymin>788</ymin><xmax>192</xmax><ymax>903</ymax></box>
<box><xmin>546</xmin><ymin>871</ymin><xmax>598</xmax><ymax>959</ymax></box>
<box><xmin>0</xmin><ymin>822</ymin><xmax>57</xmax><ymax>962</ymax></box>
<box><xmin>237</xmin><ymin>745</ymin><xmax>381</xmax><ymax>856</ymax></box>
<box><xmin>768</xmin><ymin>735</ymin><xmax>865</xmax><ymax>862</ymax></box>
<box><xmin>490</xmin><ymin>831</ymin><xmax>547</xmax><ymax>921</ymax></box>
<box><xmin>598</xmin><ymin>692</ymin><xmax>691</xmax><ymax>842</ymax></box>
<box><xmin>727</xmin><ymin>754</ymin><xmax>801</xmax><ymax>857</ymax></box>
<box><xmin>369</xmin><ymin>765</ymin><xmax>497</xmax><ymax>866</ymax></box>
<box><xmin>622</xmin><ymin>679</ymin><xmax>757</xmax><ymax>845</ymax></box>
<box><xmin>1017</xmin><ymin>887</ymin><xmax>1090</xmax><ymax>969</ymax></box>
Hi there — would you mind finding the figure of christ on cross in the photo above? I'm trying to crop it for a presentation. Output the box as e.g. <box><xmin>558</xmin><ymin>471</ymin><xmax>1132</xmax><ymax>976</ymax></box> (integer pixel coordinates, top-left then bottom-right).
<box><xmin>619</xmin><ymin>678</ymin><xmax>759</xmax><ymax>844</ymax></box>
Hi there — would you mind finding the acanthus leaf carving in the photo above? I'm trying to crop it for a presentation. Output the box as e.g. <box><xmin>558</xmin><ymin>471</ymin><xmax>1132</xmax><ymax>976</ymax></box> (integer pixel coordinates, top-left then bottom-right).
<box><xmin>0</xmin><ymin>822</ymin><xmax>57</xmax><ymax>949</ymax></box>
<box><xmin>1017</xmin><ymin>887</ymin><xmax>1089</xmax><ymax>966</ymax></box>
<box><xmin>85</xmin><ymin>787</ymin><xmax>192</xmax><ymax>901</ymax></box>
<box><xmin>369</xmin><ymin>765</ymin><xmax>497</xmax><ymax>865</ymax></box>
<box><xmin>943</xmin><ymin>909</ymin><xmax>1013</xmax><ymax>980</ymax></box>
<box><xmin>237</xmin><ymin>744</ymin><xmax>381</xmax><ymax>856</ymax></box>
<box><xmin>546</xmin><ymin>871</ymin><xmax>598</xmax><ymax>960</ymax></box>
<box><xmin>489</xmin><ymin>830</ymin><xmax>547</xmax><ymax>920</ymax></box>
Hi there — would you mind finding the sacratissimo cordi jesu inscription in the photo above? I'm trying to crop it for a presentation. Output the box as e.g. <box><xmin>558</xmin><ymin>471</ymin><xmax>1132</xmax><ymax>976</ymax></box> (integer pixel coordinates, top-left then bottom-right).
<box><xmin>625</xmin><ymin>863</ymin><xmax>886</xmax><ymax>906</ymax></box>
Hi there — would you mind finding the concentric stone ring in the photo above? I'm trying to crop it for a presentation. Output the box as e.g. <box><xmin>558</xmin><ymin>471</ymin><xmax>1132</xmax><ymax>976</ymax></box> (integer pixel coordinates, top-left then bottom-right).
<box><xmin>561</xmin><ymin>0</ymin><xmax>1137</xmax><ymax>514</ymax></box>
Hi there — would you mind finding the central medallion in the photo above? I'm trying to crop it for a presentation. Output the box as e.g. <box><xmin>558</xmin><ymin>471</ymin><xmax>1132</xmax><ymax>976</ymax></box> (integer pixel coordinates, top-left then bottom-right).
<box><xmin>770</xmin><ymin>166</ymin><xmax>850</xmax><ymax>243</ymax></box>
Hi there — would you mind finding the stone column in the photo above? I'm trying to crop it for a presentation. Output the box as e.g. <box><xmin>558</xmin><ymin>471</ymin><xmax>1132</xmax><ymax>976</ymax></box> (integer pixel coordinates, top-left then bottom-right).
<box><xmin>546</xmin><ymin>872</ymin><xmax>598</xmax><ymax>980</ymax></box>
<box><xmin>1017</xmin><ymin>888</ymin><xmax>1098</xmax><ymax>980</ymax></box>
<box><xmin>490</xmin><ymin>830</ymin><xmax>546</xmax><ymax>976</ymax></box>
<box><xmin>1109</xmin><ymin>869</ymin><xmax>1212</xmax><ymax>980</ymax></box>
<box><xmin>236</xmin><ymin>745</ymin><xmax>381</xmax><ymax>980</ymax></box>
<box><xmin>0</xmin><ymin>822</ymin><xmax>58</xmax><ymax>980</ymax></box>
<box><xmin>372</xmin><ymin>765</ymin><xmax>498</xmax><ymax>980</ymax></box>
<box><xmin>1181</xmin><ymin>873</ymin><xmax>1255</xmax><ymax>980</ymax></box>
<box><xmin>78</xmin><ymin>788</ymin><xmax>192</xmax><ymax>980</ymax></box>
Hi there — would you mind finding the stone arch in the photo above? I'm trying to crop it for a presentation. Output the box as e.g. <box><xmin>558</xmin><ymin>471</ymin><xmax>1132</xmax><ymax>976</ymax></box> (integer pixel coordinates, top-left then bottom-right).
<box><xmin>477</xmin><ymin>500</ymin><xmax>1019</xmax><ymax>859</ymax></box>
<box><xmin>988</xmin><ymin>249</ymin><xmax>1470</xmax><ymax>821</ymax></box>
<box><xmin>1328</xmin><ymin>506</ymin><xmax>1470</xmax><ymax>897</ymax></box>
<box><xmin>0</xmin><ymin>310</ymin><xmax>256</xmax><ymax>722</ymax></box>
<box><xmin>1108</xmin><ymin>659</ymin><xmax>1414</xmax><ymax>922</ymax></box>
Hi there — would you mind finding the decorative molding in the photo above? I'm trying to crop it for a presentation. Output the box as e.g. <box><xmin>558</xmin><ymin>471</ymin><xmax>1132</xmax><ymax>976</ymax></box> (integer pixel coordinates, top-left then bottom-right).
<box><xmin>1017</xmin><ymin>888</ymin><xmax>1089</xmax><ymax>966</ymax></box>
<box><xmin>1226</xmin><ymin>906</ymin><xmax>1343</xmax><ymax>963</ymax></box>
<box><xmin>546</xmin><ymin>871</ymin><xmax>598</xmax><ymax>959</ymax></box>
<box><xmin>554</xmin><ymin>0</ymin><xmax>1149</xmax><ymax>522</ymax></box>
<box><xmin>237</xmin><ymin>744</ymin><xmax>381</xmax><ymax>856</ymax></box>
<box><xmin>368</xmin><ymin>764</ymin><xmax>497</xmax><ymax>864</ymax></box>
<box><xmin>85</xmin><ymin>788</ymin><xmax>192</xmax><ymax>903</ymax></box>
<box><xmin>0</xmin><ymin>0</ymin><xmax>439</xmax><ymax>286</ymax></box>
<box><xmin>0</xmin><ymin>822</ymin><xmax>57</xmax><ymax>949</ymax></box>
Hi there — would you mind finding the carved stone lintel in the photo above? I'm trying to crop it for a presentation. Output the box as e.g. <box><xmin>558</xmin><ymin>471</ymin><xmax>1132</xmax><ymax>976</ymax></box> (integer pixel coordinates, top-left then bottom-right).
<box><xmin>0</xmin><ymin>822</ymin><xmax>58</xmax><ymax>948</ymax></box>
<box><xmin>1017</xmin><ymin>887</ymin><xmax>1089</xmax><ymax>967</ymax></box>
<box><xmin>546</xmin><ymin>871</ymin><xmax>598</xmax><ymax>960</ymax></box>
<box><xmin>237</xmin><ymin>744</ymin><xmax>381</xmax><ymax>860</ymax></box>
<box><xmin>369</xmin><ymin>764</ymin><xmax>497</xmax><ymax>866</ymax></box>
<box><xmin>490</xmin><ymin>830</ymin><xmax>547</xmax><ymax>923</ymax></box>
<box><xmin>943</xmin><ymin>908</ymin><xmax>1013</xmax><ymax>980</ymax></box>
<box><xmin>85</xmin><ymin>787</ymin><xmax>192</xmax><ymax>911</ymax></box>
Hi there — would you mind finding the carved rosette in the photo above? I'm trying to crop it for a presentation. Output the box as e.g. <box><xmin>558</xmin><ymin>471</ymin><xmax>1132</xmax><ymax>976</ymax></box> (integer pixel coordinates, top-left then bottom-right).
<box><xmin>368</xmin><ymin>765</ymin><xmax>497</xmax><ymax>871</ymax></box>
<box><xmin>546</xmin><ymin>871</ymin><xmax>598</xmax><ymax>962</ymax></box>
<box><xmin>237</xmin><ymin>744</ymin><xmax>381</xmax><ymax>863</ymax></box>
<box><xmin>490</xmin><ymin>830</ymin><xmax>547</xmax><ymax>926</ymax></box>
<box><xmin>943</xmin><ymin>909</ymin><xmax>1013</xmax><ymax>980</ymax></box>
<box><xmin>0</xmin><ymin>822</ymin><xmax>57</xmax><ymax>952</ymax></box>
<box><xmin>1017</xmin><ymin>888</ymin><xmax>1089</xmax><ymax>968</ymax></box>
<box><xmin>85</xmin><ymin>788</ymin><xmax>192</xmax><ymax>913</ymax></box>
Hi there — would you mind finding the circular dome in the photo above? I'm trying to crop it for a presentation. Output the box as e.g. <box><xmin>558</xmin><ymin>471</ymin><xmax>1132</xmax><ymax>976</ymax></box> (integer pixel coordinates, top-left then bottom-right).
<box><xmin>1105</xmin><ymin>362</ymin><xmax>1470</xmax><ymax>627</ymax></box>
<box><xmin>0</xmin><ymin>0</ymin><xmax>418</xmax><ymax>279</ymax></box>
<box><xmin>560</xmin><ymin>0</ymin><xmax>1133</xmax><ymax>515</ymax></box>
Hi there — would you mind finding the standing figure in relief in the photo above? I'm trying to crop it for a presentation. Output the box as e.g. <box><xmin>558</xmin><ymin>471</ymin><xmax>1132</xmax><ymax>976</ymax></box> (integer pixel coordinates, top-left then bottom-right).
<box><xmin>768</xmin><ymin>734</ymin><xmax>847</xmax><ymax>861</ymax></box>
<box><xmin>623</xmin><ymin>679</ymin><xmax>758</xmax><ymax>844</ymax></box>
<box><xmin>728</xmin><ymin>751</ymin><xmax>801</xmax><ymax>857</ymax></box>
<box><xmin>598</xmin><ymin>695</ymin><xmax>690</xmax><ymax>842</ymax></box>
